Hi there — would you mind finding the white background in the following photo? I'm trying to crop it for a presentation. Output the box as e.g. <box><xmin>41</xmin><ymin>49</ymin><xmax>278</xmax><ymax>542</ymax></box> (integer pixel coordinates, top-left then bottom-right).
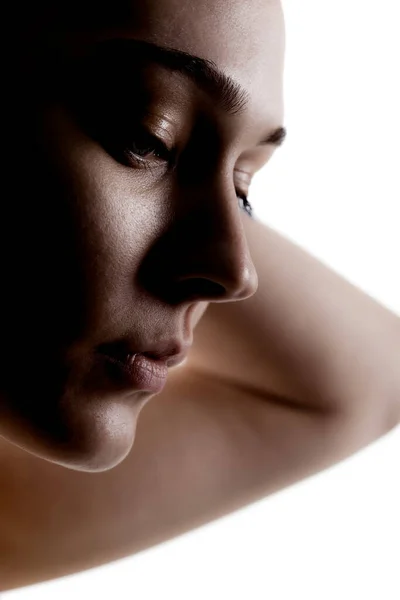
<box><xmin>5</xmin><ymin>1</ymin><xmax>399</xmax><ymax>598</ymax></box>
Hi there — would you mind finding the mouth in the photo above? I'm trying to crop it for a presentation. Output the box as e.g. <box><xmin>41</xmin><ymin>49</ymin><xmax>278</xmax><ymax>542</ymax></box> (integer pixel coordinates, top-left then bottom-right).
<box><xmin>97</xmin><ymin>340</ymin><xmax>190</xmax><ymax>367</ymax></box>
<box><xmin>95</xmin><ymin>339</ymin><xmax>191</xmax><ymax>393</ymax></box>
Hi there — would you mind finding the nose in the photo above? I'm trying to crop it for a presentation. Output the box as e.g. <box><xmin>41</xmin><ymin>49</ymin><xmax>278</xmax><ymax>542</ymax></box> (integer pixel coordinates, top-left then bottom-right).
<box><xmin>147</xmin><ymin>177</ymin><xmax>259</xmax><ymax>305</ymax></box>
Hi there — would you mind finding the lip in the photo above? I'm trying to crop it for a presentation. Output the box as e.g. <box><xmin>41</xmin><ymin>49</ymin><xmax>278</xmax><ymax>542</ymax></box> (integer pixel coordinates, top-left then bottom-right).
<box><xmin>95</xmin><ymin>340</ymin><xmax>191</xmax><ymax>393</ymax></box>
<box><xmin>99</xmin><ymin>353</ymin><xmax>169</xmax><ymax>394</ymax></box>
<box><xmin>144</xmin><ymin>348</ymin><xmax>190</xmax><ymax>368</ymax></box>
<box><xmin>97</xmin><ymin>340</ymin><xmax>190</xmax><ymax>363</ymax></box>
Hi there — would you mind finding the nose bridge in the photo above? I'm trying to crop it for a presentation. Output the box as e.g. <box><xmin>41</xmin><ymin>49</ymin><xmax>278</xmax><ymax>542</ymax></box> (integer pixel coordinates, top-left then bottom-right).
<box><xmin>176</xmin><ymin>174</ymin><xmax>258</xmax><ymax>302</ymax></box>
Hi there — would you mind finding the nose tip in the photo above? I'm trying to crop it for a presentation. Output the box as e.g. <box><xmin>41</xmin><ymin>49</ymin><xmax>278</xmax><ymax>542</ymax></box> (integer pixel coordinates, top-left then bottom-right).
<box><xmin>231</xmin><ymin>260</ymin><xmax>259</xmax><ymax>301</ymax></box>
<box><xmin>205</xmin><ymin>210</ymin><xmax>260</xmax><ymax>301</ymax></box>
<box><xmin>172</xmin><ymin>237</ymin><xmax>259</xmax><ymax>304</ymax></box>
<box><xmin>228</xmin><ymin>260</ymin><xmax>258</xmax><ymax>302</ymax></box>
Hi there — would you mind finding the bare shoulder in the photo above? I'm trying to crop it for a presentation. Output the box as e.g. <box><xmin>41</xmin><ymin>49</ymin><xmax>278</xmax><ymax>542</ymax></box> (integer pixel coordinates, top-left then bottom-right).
<box><xmin>2</xmin><ymin>215</ymin><xmax>397</xmax><ymax>589</ymax></box>
<box><xmin>1</xmin><ymin>357</ymin><xmax>343</xmax><ymax>591</ymax></box>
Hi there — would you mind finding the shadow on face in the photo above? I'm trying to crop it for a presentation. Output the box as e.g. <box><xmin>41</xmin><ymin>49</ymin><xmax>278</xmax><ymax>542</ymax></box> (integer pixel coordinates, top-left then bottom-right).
<box><xmin>0</xmin><ymin>0</ymin><xmax>285</xmax><ymax>471</ymax></box>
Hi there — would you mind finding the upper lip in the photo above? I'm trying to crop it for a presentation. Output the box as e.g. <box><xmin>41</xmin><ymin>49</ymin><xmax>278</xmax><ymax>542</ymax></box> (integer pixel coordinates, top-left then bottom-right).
<box><xmin>97</xmin><ymin>339</ymin><xmax>192</xmax><ymax>368</ymax></box>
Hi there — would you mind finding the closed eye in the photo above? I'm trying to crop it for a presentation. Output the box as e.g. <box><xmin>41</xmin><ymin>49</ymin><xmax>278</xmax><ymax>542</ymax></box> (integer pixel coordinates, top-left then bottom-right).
<box><xmin>106</xmin><ymin>124</ymin><xmax>254</xmax><ymax>215</ymax></box>
<box><xmin>122</xmin><ymin>128</ymin><xmax>174</xmax><ymax>169</ymax></box>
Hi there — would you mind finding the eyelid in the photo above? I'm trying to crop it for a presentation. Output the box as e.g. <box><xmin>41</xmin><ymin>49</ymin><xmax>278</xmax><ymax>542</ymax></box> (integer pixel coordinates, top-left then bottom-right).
<box><xmin>122</xmin><ymin>124</ymin><xmax>176</xmax><ymax>170</ymax></box>
<box><xmin>141</xmin><ymin>114</ymin><xmax>176</xmax><ymax>149</ymax></box>
<box><xmin>234</xmin><ymin>168</ymin><xmax>252</xmax><ymax>187</ymax></box>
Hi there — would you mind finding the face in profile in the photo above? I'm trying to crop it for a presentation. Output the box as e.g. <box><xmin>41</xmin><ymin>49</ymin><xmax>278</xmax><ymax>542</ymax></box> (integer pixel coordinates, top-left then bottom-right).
<box><xmin>0</xmin><ymin>0</ymin><xmax>284</xmax><ymax>471</ymax></box>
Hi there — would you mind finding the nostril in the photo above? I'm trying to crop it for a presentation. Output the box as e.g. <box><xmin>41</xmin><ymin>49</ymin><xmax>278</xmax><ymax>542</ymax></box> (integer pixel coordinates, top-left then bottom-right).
<box><xmin>171</xmin><ymin>278</ymin><xmax>226</xmax><ymax>303</ymax></box>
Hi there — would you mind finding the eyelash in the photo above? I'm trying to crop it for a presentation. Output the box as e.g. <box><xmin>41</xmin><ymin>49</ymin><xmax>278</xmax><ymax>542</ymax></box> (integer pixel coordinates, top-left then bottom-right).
<box><xmin>237</xmin><ymin>192</ymin><xmax>253</xmax><ymax>217</ymax></box>
<box><xmin>123</xmin><ymin>130</ymin><xmax>253</xmax><ymax>217</ymax></box>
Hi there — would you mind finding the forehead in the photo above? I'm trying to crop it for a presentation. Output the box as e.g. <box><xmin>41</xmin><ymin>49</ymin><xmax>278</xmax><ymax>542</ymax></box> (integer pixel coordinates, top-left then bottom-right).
<box><xmin>44</xmin><ymin>0</ymin><xmax>284</xmax><ymax>124</ymax></box>
<box><xmin>119</xmin><ymin>0</ymin><xmax>284</xmax><ymax>82</ymax></box>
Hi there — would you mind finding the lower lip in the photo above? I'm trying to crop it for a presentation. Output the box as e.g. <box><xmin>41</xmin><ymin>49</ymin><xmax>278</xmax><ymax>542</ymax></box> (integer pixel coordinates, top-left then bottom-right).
<box><xmin>99</xmin><ymin>353</ymin><xmax>169</xmax><ymax>394</ymax></box>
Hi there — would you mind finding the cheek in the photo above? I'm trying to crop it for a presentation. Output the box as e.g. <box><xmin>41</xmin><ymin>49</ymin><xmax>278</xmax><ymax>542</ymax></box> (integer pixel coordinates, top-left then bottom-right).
<box><xmin>40</xmin><ymin>105</ymin><xmax>175</xmax><ymax>300</ymax></box>
<box><xmin>64</xmin><ymin>114</ymin><xmax>173</xmax><ymax>249</ymax></box>
<box><xmin>68</xmin><ymin>154</ymin><xmax>174</xmax><ymax>293</ymax></box>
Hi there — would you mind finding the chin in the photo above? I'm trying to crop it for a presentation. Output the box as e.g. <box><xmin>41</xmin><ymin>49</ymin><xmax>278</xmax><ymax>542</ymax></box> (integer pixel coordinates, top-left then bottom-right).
<box><xmin>4</xmin><ymin>398</ymin><xmax>142</xmax><ymax>473</ymax></box>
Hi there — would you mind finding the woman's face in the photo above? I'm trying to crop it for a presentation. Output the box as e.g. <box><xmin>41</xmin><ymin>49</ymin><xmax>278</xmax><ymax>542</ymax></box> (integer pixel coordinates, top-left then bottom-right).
<box><xmin>0</xmin><ymin>0</ymin><xmax>284</xmax><ymax>471</ymax></box>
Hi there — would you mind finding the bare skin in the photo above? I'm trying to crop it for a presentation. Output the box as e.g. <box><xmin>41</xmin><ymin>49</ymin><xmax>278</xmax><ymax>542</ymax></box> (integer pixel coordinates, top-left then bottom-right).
<box><xmin>1</xmin><ymin>0</ymin><xmax>399</xmax><ymax>591</ymax></box>
<box><xmin>1</xmin><ymin>0</ymin><xmax>282</xmax><ymax>469</ymax></box>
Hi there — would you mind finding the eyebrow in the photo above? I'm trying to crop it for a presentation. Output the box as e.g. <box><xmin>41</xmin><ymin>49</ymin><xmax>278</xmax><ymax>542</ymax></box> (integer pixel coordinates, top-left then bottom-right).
<box><xmin>88</xmin><ymin>38</ymin><xmax>286</xmax><ymax>146</ymax></box>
